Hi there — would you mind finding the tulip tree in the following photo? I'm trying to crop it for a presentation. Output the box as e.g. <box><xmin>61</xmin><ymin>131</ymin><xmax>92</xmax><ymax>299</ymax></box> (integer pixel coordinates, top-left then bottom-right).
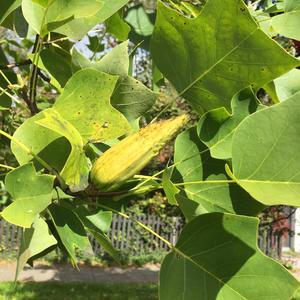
<box><xmin>0</xmin><ymin>0</ymin><xmax>300</xmax><ymax>299</ymax></box>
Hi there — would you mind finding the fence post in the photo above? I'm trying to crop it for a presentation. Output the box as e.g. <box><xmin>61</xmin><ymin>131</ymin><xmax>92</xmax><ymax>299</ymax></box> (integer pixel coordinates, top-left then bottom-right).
<box><xmin>171</xmin><ymin>217</ymin><xmax>177</xmax><ymax>246</ymax></box>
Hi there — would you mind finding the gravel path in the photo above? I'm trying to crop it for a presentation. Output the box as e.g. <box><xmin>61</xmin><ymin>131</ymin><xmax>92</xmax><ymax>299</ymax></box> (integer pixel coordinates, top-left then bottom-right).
<box><xmin>0</xmin><ymin>262</ymin><xmax>159</xmax><ymax>283</ymax></box>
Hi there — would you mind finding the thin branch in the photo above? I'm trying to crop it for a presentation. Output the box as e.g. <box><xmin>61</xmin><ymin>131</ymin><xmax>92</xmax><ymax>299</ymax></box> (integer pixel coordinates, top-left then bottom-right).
<box><xmin>28</xmin><ymin>35</ymin><xmax>43</xmax><ymax>115</ymax></box>
<box><xmin>68</xmin><ymin>183</ymin><xmax>162</xmax><ymax>199</ymax></box>
<box><xmin>87</xmin><ymin>201</ymin><xmax>174</xmax><ymax>249</ymax></box>
<box><xmin>37</xmin><ymin>69</ymin><xmax>51</xmax><ymax>83</ymax></box>
<box><xmin>0</xmin><ymin>164</ymin><xmax>15</xmax><ymax>170</ymax></box>
<box><xmin>18</xmin><ymin>86</ymin><xmax>39</xmax><ymax>115</ymax></box>
<box><xmin>0</xmin><ymin>60</ymin><xmax>32</xmax><ymax>70</ymax></box>
<box><xmin>0</xmin><ymin>70</ymin><xmax>12</xmax><ymax>85</ymax></box>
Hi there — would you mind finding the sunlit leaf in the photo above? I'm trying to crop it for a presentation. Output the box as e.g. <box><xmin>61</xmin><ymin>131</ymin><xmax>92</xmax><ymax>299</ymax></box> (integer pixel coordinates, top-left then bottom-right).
<box><xmin>36</xmin><ymin>108</ymin><xmax>91</xmax><ymax>192</ymax></box>
<box><xmin>0</xmin><ymin>163</ymin><xmax>54</xmax><ymax>228</ymax></box>
<box><xmin>197</xmin><ymin>88</ymin><xmax>260</xmax><ymax>160</ymax></box>
<box><xmin>16</xmin><ymin>217</ymin><xmax>57</xmax><ymax>279</ymax></box>
<box><xmin>171</xmin><ymin>127</ymin><xmax>264</xmax><ymax>221</ymax></box>
<box><xmin>53</xmin><ymin>68</ymin><xmax>131</xmax><ymax>143</ymax></box>
<box><xmin>72</xmin><ymin>42</ymin><xmax>158</xmax><ymax>122</ymax></box>
<box><xmin>55</xmin><ymin>0</ymin><xmax>130</xmax><ymax>40</ymax></box>
<box><xmin>232</xmin><ymin>91</ymin><xmax>300</xmax><ymax>206</ymax></box>
<box><xmin>22</xmin><ymin>0</ymin><xmax>103</xmax><ymax>36</ymax></box>
<box><xmin>160</xmin><ymin>213</ymin><xmax>299</xmax><ymax>300</ymax></box>
<box><xmin>151</xmin><ymin>0</ymin><xmax>298</xmax><ymax>114</ymax></box>
<box><xmin>271</xmin><ymin>1</ymin><xmax>300</xmax><ymax>40</ymax></box>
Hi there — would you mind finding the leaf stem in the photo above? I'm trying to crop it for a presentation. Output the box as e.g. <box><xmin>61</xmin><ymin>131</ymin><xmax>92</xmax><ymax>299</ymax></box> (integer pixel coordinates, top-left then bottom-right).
<box><xmin>0</xmin><ymin>129</ymin><xmax>55</xmax><ymax>174</ymax></box>
<box><xmin>0</xmin><ymin>70</ymin><xmax>12</xmax><ymax>86</ymax></box>
<box><xmin>90</xmin><ymin>202</ymin><xmax>174</xmax><ymax>249</ymax></box>
<box><xmin>174</xmin><ymin>180</ymin><xmax>236</xmax><ymax>186</ymax></box>
<box><xmin>133</xmin><ymin>149</ymin><xmax>210</xmax><ymax>190</ymax></box>
<box><xmin>0</xmin><ymin>86</ymin><xmax>22</xmax><ymax>105</ymax></box>
<box><xmin>0</xmin><ymin>164</ymin><xmax>15</xmax><ymax>170</ymax></box>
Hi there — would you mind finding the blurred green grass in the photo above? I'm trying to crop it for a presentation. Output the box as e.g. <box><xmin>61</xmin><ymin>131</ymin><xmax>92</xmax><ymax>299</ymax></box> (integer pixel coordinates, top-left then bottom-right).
<box><xmin>0</xmin><ymin>282</ymin><xmax>158</xmax><ymax>300</ymax></box>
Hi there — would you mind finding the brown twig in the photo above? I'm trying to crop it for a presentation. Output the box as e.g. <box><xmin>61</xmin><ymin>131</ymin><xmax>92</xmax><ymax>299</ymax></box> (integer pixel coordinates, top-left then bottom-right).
<box><xmin>29</xmin><ymin>35</ymin><xmax>41</xmax><ymax>108</ymax></box>
<box><xmin>18</xmin><ymin>86</ymin><xmax>39</xmax><ymax>115</ymax></box>
<box><xmin>37</xmin><ymin>69</ymin><xmax>51</xmax><ymax>83</ymax></box>
<box><xmin>0</xmin><ymin>59</ymin><xmax>32</xmax><ymax>70</ymax></box>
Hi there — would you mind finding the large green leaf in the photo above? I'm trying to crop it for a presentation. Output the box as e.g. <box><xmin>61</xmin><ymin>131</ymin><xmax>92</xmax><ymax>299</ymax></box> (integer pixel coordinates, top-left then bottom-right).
<box><xmin>0</xmin><ymin>0</ymin><xmax>21</xmax><ymax>24</ymax></box>
<box><xmin>48</xmin><ymin>204</ymin><xmax>92</xmax><ymax>266</ymax></box>
<box><xmin>21</xmin><ymin>0</ymin><xmax>103</xmax><ymax>37</ymax></box>
<box><xmin>151</xmin><ymin>0</ymin><xmax>299</xmax><ymax>114</ymax></box>
<box><xmin>271</xmin><ymin>0</ymin><xmax>300</xmax><ymax>40</ymax></box>
<box><xmin>197</xmin><ymin>88</ymin><xmax>260</xmax><ymax>160</ymax></box>
<box><xmin>53</xmin><ymin>68</ymin><xmax>130</xmax><ymax>143</ymax></box>
<box><xmin>0</xmin><ymin>163</ymin><xmax>55</xmax><ymax>228</ymax></box>
<box><xmin>55</xmin><ymin>0</ymin><xmax>130</xmax><ymax>40</ymax></box>
<box><xmin>160</xmin><ymin>213</ymin><xmax>299</xmax><ymax>300</ymax></box>
<box><xmin>232</xmin><ymin>91</ymin><xmax>300</xmax><ymax>206</ymax></box>
<box><xmin>170</xmin><ymin>127</ymin><xmax>264</xmax><ymax>221</ymax></box>
<box><xmin>36</xmin><ymin>108</ymin><xmax>91</xmax><ymax>192</ymax></box>
<box><xmin>16</xmin><ymin>217</ymin><xmax>57</xmax><ymax>279</ymax></box>
<box><xmin>72</xmin><ymin>42</ymin><xmax>158</xmax><ymax>122</ymax></box>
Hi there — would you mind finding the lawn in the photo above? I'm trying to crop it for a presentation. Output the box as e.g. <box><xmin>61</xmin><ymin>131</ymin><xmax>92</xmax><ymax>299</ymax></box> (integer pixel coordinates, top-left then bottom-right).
<box><xmin>0</xmin><ymin>282</ymin><xmax>158</xmax><ymax>300</ymax></box>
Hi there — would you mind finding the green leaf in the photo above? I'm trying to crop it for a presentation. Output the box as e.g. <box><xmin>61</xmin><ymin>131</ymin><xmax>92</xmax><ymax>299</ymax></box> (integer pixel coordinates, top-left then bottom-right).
<box><xmin>273</xmin><ymin>69</ymin><xmax>300</xmax><ymax>102</ymax></box>
<box><xmin>151</xmin><ymin>0</ymin><xmax>299</xmax><ymax>114</ymax></box>
<box><xmin>74</xmin><ymin>206</ymin><xmax>119</xmax><ymax>263</ymax></box>
<box><xmin>0</xmin><ymin>0</ymin><xmax>21</xmax><ymax>24</ymax></box>
<box><xmin>0</xmin><ymin>163</ymin><xmax>54</xmax><ymax>228</ymax></box>
<box><xmin>53</xmin><ymin>68</ymin><xmax>131</xmax><ymax>143</ymax></box>
<box><xmin>232</xmin><ymin>91</ymin><xmax>300</xmax><ymax>206</ymax></box>
<box><xmin>72</xmin><ymin>42</ymin><xmax>158</xmax><ymax>122</ymax></box>
<box><xmin>74</xmin><ymin>206</ymin><xmax>112</xmax><ymax>233</ymax></box>
<box><xmin>271</xmin><ymin>1</ymin><xmax>300</xmax><ymax>40</ymax></box>
<box><xmin>172</xmin><ymin>127</ymin><xmax>264</xmax><ymax>221</ymax></box>
<box><xmin>88</xmin><ymin>229</ymin><xmax>120</xmax><ymax>264</ymax></box>
<box><xmin>162</xmin><ymin>168</ymin><xmax>180</xmax><ymax>206</ymax></box>
<box><xmin>197</xmin><ymin>88</ymin><xmax>260</xmax><ymax>160</ymax></box>
<box><xmin>11</xmin><ymin>112</ymin><xmax>71</xmax><ymax>172</ymax></box>
<box><xmin>21</xmin><ymin>0</ymin><xmax>103</xmax><ymax>37</ymax></box>
<box><xmin>285</xmin><ymin>0</ymin><xmax>300</xmax><ymax>11</ymax></box>
<box><xmin>39</xmin><ymin>45</ymin><xmax>73</xmax><ymax>89</ymax></box>
<box><xmin>48</xmin><ymin>204</ymin><xmax>92</xmax><ymax>266</ymax></box>
<box><xmin>125</xmin><ymin>5</ymin><xmax>154</xmax><ymax>36</ymax></box>
<box><xmin>106</xmin><ymin>12</ymin><xmax>130</xmax><ymax>41</ymax></box>
<box><xmin>55</xmin><ymin>0</ymin><xmax>130</xmax><ymax>40</ymax></box>
<box><xmin>87</xmin><ymin>35</ymin><xmax>104</xmax><ymax>54</ymax></box>
<box><xmin>160</xmin><ymin>213</ymin><xmax>299</xmax><ymax>300</ymax></box>
<box><xmin>36</xmin><ymin>108</ymin><xmax>91</xmax><ymax>192</ymax></box>
<box><xmin>16</xmin><ymin>217</ymin><xmax>57</xmax><ymax>279</ymax></box>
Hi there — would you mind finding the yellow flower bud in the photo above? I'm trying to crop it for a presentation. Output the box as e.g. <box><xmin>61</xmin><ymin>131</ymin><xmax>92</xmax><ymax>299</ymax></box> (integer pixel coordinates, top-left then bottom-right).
<box><xmin>90</xmin><ymin>114</ymin><xmax>190</xmax><ymax>191</ymax></box>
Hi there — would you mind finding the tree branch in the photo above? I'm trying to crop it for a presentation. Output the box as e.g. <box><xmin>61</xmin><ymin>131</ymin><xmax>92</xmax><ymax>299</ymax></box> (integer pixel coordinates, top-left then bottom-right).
<box><xmin>0</xmin><ymin>59</ymin><xmax>32</xmax><ymax>70</ymax></box>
